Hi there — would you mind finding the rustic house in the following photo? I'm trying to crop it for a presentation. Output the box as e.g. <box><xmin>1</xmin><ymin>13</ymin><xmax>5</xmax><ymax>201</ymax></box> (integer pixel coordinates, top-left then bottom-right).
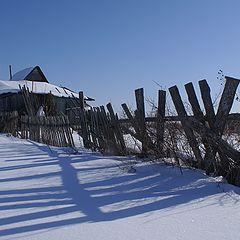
<box><xmin>0</xmin><ymin>66</ymin><xmax>94</xmax><ymax>115</ymax></box>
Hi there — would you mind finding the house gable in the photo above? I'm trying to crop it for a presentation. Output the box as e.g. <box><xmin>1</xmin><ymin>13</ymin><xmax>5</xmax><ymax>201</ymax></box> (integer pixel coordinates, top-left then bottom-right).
<box><xmin>12</xmin><ymin>66</ymin><xmax>48</xmax><ymax>83</ymax></box>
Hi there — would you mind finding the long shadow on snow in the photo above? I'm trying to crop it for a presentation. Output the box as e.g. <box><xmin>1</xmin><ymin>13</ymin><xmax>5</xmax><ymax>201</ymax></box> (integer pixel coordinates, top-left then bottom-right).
<box><xmin>0</xmin><ymin>142</ymin><xmax>222</xmax><ymax>237</ymax></box>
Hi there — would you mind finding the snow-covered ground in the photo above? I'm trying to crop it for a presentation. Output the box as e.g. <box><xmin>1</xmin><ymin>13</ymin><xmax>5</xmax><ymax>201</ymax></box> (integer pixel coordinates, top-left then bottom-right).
<box><xmin>0</xmin><ymin>134</ymin><xmax>239</xmax><ymax>240</ymax></box>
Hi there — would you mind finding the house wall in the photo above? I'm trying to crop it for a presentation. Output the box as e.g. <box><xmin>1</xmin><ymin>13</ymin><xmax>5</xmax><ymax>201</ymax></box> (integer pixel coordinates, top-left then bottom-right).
<box><xmin>55</xmin><ymin>97</ymin><xmax>66</xmax><ymax>113</ymax></box>
<box><xmin>0</xmin><ymin>93</ymin><xmax>77</xmax><ymax>115</ymax></box>
<box><xmin>0</xmin><ymin>93</ymin><xmax>25</xmax><ymax>114</ymax></box>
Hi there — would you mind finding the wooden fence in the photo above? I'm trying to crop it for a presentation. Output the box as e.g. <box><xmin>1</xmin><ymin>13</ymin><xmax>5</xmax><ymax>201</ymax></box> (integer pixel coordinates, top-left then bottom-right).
<box><xmin>67</xmin><ymin>104</ymin><xmax>126</xmax><ymax>155</ymax></box>
<box><xmin>0</xmin><ymin>111</ymin><xmax>75</xmax><ymax>148</ymax></box>
<box><xmin>67</xmin><ymin>76</ymin><xmax>240</xmax><ymax>186</ymax></box>
<box><xmin>20</xmin><ymin>115</ymin><xmax>74</xmax><ymax>148</ymax></box>
<box><xmin>0</xmin><ymin>76</ymin><xmax>239</xmax><ymax>185</ymax></box>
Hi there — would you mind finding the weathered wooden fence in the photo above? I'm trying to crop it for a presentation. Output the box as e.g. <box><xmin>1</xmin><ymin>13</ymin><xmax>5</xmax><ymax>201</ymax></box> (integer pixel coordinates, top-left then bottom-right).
<box><xmin>1</xmin><ymin>76</ymin><xmax>239</xmax><ymax>185</ymax></box>
<box><xmin>67</xmin><ymin>103</ymin><xmax>126</xmax><ymax>155</ymax></box>
<box><xmin>67</xmin><ymin>76</ymin><xmax>240</xmax><ymax>186</ymax></box>
<box><xmin>20</xmin><ymin>115</ymin><xmax>74</xmax><ymax>148</ymax></box>
<box><xmin>0</xmin><ymin>112</ymin><xmax>75</xmax><ymax>148</ymax></box>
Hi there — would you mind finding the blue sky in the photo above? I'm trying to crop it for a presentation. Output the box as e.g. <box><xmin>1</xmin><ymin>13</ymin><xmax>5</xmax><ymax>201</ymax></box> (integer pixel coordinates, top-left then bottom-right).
<box><xmin>1</xmin><ymin>0</ymin><xmax>240</xmax><ymax>112</ymax></box>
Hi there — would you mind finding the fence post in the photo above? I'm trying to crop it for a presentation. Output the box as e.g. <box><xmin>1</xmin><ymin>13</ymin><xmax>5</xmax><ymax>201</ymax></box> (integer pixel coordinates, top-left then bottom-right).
<box><xmin>185</xmin><ymin>82</ymin><xmax>215</xmax><ymax>170</ymax></box>
<box><xmin>156</xmin><ymin>90</ymin><xmax>166</xmax><ymax>156</ymax></box>
<box><xmin>135</xmin><ymin>88</ymin><xmax>147</xmax><ymax>154</ymax></box>
<box><xmin>169</xmin><ymin>85</ymin><xmax>203</xmax><ymax>168</ymax></box>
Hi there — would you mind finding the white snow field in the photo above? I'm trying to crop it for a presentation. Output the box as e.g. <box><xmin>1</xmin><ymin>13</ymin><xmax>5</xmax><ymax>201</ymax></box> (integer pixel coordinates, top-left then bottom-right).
<box><xmin>0</xmin><ymin>134</ymin><xmax>239</xmax><ymax>240</ymax></box>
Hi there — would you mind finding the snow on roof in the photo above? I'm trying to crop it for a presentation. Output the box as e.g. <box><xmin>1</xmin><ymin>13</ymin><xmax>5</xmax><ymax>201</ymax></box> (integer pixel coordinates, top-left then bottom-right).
<box><xmin>11</xmin><ymin>67</ymin><xmax>34</xmax><ymax>81</ymax></box>
<box><xmin>0</xmin><ymin>80</ymin><xmax>79</xmax><ymax>98</ymax></box>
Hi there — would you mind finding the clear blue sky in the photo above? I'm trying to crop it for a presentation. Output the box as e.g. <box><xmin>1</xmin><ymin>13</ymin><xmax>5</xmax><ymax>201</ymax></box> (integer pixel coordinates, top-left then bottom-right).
<box><xmin>1</xmin><ymin>0</ymin><xmax>240</xmax><ymax>112</ymax></box>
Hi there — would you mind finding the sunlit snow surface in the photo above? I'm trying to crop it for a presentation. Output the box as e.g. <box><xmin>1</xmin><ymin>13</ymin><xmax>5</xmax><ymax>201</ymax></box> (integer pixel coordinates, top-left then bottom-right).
<box><xmin>0</xmin><ymin>134</ymin><xmax>239</xmax><ymax>240</ymax></box>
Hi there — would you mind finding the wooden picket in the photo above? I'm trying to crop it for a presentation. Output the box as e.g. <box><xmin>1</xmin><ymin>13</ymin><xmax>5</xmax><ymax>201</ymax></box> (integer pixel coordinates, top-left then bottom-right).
<box><xmin>20</xmin><ymin>115</ymin><xmax>74</xmax><ymax>148</ymax></box>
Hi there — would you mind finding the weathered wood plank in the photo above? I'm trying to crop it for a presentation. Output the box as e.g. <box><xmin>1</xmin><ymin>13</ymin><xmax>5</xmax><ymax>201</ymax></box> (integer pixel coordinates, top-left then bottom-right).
<box><xmin>214</xmin><ymin>76</ymin><xmax>240</xmax><ymax>135</ymax></box>
<box><xmin>169</xmin><ymin>85</ymin><xmax>203</xmax><ymax>167</ymax></box>
<box><xmin>89</xmin><ymin>109</ymin><xmax>99</xmax><ymax>150</ymax></box>
<box><xmin>156</xmin><ymin>90</ymin><xmax>166</xmax><ymax>156</ymax></box>
<box><xmin>63</xmin><ymin>115</ymin><xmax>75</xmax><ymax>147</ymax></box>
<box><xmin>121</xmin><ymin>103</ymin><xmax>141</xmax><ymax>135</ymax></box>
<box><xmin>95</xmin><ymin>109</ymin><xmax>104</xmax><ymax>150</ymax></box>
<box><xmin>99</xmin><ymin>106</ymin><xmax>110</xmax><ymax>141</ymax></box>
<box><xmin>185</xmin><ymin>82</ymin><xmax>215</xmax><ymax>169</ymax></box>
<box><xmin>135</xmin><ymin>88</ymin><xmax>147</xmax><ymax>153</ymax></box>
<box><xmin>107</xmin><ymin>103</ymin><xmax>126</xmax><ymax>155</ymax></box>
<box><xmin>185</xmin><ymin>82</ymin><xmax>204</xmax><ymax>121</ymax></box>
<box><xmin>79</xmin><ymin>109</ymin><xmax>91</xmax><ymax>148</ymax></box>
<box><xmin>198</xmin><ymin>80</ymin><xmax>215</xmax><ymax>129</ymax></box>
<box><xmin>99</xmin><ymin>105</ymin><xmax>113</xmax><ymax>152</ymax></box>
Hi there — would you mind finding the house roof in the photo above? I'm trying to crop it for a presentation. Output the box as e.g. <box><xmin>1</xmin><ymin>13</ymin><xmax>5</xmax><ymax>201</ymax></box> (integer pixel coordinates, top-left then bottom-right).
<box><xmin>4</xmin><ymin>66</ymin><xmax>94</xmax><ymax>101</ymax></box>
<box><xmin>11</xmin><ymin>66</ymin><xmax>48</xmax><ymax>83</ymax></box>
<box><xmin>0</xmin><ymin>80</ymin><xmax>93</xmax><ymax>101</ymax></box>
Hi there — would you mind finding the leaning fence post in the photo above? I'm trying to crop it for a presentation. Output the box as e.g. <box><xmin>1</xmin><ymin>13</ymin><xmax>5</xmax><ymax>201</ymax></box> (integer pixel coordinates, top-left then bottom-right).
<box><xmin>214</xmin><ymin>76</ymin><xmax>239</xmax><ymax>176</ymax></box>
<box><xmin>107</xmin><ymin>103</ymin><xmax>126</xmax><ymax>155</ymax></box>
<box><xmin>198</xmin><ymin>80</ymin><xmax>216</xmax><ymax>129</ymax></box>
<box><xmin>214</xmin><ymin>76</ymin><xmax>240</xmax><ymax>135</ymax></box>
<box><xmin>99</xmin><ymin>105</ymin><xmax>118</xmax><ymax>153</ymax></box>
<box><xmin>169</xmin><ymin>85</ymin><xmax>203</xmax><ymax>168</ymax></box>
<box><xmin>185</xmin><ymin>82</ymin><xmax>215</xmax><ymax>170</ymax></box>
